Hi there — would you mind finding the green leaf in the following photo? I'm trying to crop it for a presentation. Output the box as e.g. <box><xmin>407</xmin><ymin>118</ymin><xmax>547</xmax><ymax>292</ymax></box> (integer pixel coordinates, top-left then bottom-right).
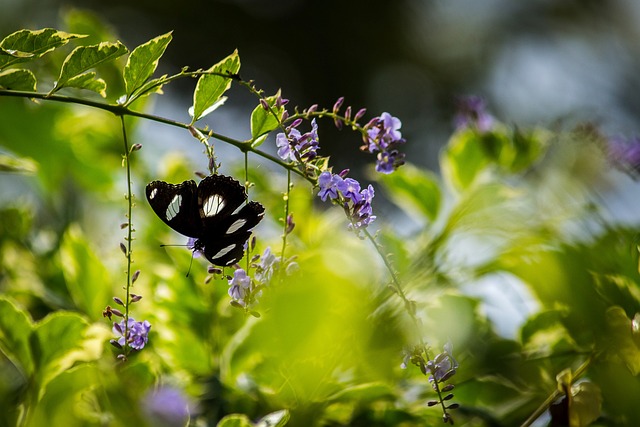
<box><xmin>29</xmin><ymin>363</ymin><xmax>102</xmax><ymax>426</ymax></box>
<box><xmin>123</xmin><ymin>31</ymin><xmax>172</xmax><ymax>98</ymax></box>
<box><xmin>441</xmin><ymin>129</ymin><xmax>491</xmax><ymax>193</ymax></box>
<box><xmin>51</xmin><ymin>41</ymin><xmax>128</xmax><ymax>94</ymax></box>
<box><xmin>0</xmin><ymin>297</ymin><xmax>34</xmax><ymax>375</ymax></box>
<box><xmin>255</xmin><ymin>410</ymin><xmax>290</xmax><ymax>427</ymax></box>
<box><xmin>327</xmin><ymin>382</ymin><xmax>395</xmax><ymax>403</ymax></box>
<box><xmin>127</xmin><ymin>74</ymin><xmax>168</xmax><ymax>101</ymax></box>
<box><xmin>0</xmin><ymin>153</ymin><xmax>38</xmax><ymax>173</ymax></box>
<box><xmin>65</xmin><ymin>72</ymin><xmax>107</xmax><ymax>97</ymax></box>
<box><xmin>570</xmin><ymin>382</ymin><xmax>602</xmax><ymax>427</ymax></box>
<box><xmin>217</xmin><ymin>414</ymin><xmax>254</xmax><ymax>427</ymax></box>
<box><xmin>605</xmin><ymin>306</ymin><xmax>640</xmax><ymax>375</ymax></box>
<box><xmin>378</xmin><ymin>163</ymin><xmax>441</xmax><ymax>222</ymax></box>
<box><xmin>0</xmin><ymin>28</ymin><xmax>86</xmax><ymax>69</ymax></box>
<box><xmin>250</xmin><ymin>91</ymin><xmax>285</xmax><ymax>146</ymax></box>
<box><xmin>191</xmin><ymin>50</ymin><xmax>240</xmax><ymax>123</ymax></box>
<box><xmin>0</xmin><ymin>68</ymin><xmax>36</xmax><ymax>91</ymax></box>
<box><xmin>30</xmin><ymin>312</ymin><xmax>90</xmax><ymax>390</ymax></box>
<box><xmin>59</xmin><ymin>225</ymin><xmax>113</xmax><ymax>320</ymax></box>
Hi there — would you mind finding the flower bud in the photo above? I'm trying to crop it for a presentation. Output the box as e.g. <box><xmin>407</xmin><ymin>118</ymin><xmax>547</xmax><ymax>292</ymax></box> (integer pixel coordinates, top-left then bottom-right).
<box><xmin>354</xmin><ymin>108</ymin><xmax>367</xmax><ymax>121</ymax></box>
<box><xmin>111</xmin><ymin>308</ymin><xmax>124</xmax><ymax>317</ymax></box>
<box><xmin>132</xmin><ymin>270</ymin><xmax>141</xmax><ymax>284</ymax></box>
<box><xmin>130</xmin><ymin>294</ymin><xmax>142</xmax><ymax>302</ymax></box>
<box><xmin>113</xmin><ymin>297</ymin><xmax>124</xmax><ymax>306</ymax></box>
<box><xmin>333</xmin><ymin>97</ymin><xmax>344</xmax><ymax>113</ymax></box>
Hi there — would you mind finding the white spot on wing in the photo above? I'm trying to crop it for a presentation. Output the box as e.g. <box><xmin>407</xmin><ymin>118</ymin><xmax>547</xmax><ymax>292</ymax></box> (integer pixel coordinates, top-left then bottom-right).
<box><xmin>166</xmin><ymin>194</ymin><xmax>182</xmax><ymax>220</ymax></box>
<box><xmin>203</xmin><ymin>194</ymin><xmax>225</xmax><ymax>217</ymax></box>
<box><xmin>226</xmin><ymin>219</ymin><xmax>247</xmax><ymax>234</ymax></box>
<box><xmin>211</xmin><ymin>243</ymin><xmax>236</xmax><ymax>260</ymax></box>
<box><xmin>149</xmin><ymin>188</ymin><xmax>158</xmax><ymax>199</ymax></box>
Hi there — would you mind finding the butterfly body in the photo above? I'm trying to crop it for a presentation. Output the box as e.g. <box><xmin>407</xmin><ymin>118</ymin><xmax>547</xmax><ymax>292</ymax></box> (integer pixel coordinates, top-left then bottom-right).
<box><xmin>146</xmin><ymin>174</ymin><xmax>265</xmax><ymax>267</ymax></box>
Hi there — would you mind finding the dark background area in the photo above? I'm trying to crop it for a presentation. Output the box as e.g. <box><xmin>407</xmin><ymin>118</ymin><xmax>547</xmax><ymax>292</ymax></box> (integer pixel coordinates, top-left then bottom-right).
<box><xmin>3</xmin><ymin>0</ymin><xmax>640</xmax><ymax>176</ymax></box>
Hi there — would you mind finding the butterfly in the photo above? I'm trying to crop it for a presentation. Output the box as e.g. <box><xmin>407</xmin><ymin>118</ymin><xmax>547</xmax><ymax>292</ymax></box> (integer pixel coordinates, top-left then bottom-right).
<box><xmin>146</xmin><ymin>174</ymin><xmax>265</xmax><ymax>267</ymax></box>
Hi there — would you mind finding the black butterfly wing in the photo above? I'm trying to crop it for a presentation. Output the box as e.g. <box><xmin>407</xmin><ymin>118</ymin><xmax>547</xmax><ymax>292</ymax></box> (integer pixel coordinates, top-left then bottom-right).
<box><xmin>200</xmin><ymin>200</ymin><xmax>265</xmax><ymax>266</ymax></box>
<box><xmin>194</xmin><ymin>175</ymin><xmax>265</xmax><ymax>266</ymax></box>
<box><xmin>146</xmin><ymin>175</ymin><xmax>265</xmax><ymax>267</ymax></box>
<box><xmin>145</xmin><ymin>180</ymin><xmax>202</xmax><ymax>238</ymax></box>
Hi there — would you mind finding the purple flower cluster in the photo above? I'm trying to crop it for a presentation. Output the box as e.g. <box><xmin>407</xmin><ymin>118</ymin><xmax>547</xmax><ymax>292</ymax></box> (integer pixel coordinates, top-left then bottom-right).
<box><xmin>363</xmin><ymin>112</ymin><xmax>406</xmax><ymax>174</ymax></box>
<box><xmin>608</xmin><ymin>135</ymin><xmax>640</xmax><ymax>176</ymax></box>
<box><xmin>276</xmin><ymin>118</ymin><xmax>319</xmax><ymax>163</ymax></box>
<box><xmin>113</xmin><ymin>317</ymin><xmax>151</xmax><ymax>351</ymax></box>
<box><xmin>427</xmin><ymin>342</ymin><xmax>459</xmax><ymax>386</ymax></box>
<box><xmin>228</xmin><ymin>268</ymin><xmax>256</xmax><ymax>307</ymax></box>
<box><xmin>318</xmin><ymin>171</ymin><xmax>376</xmax><ymax>231</ymax></box>
<box><xmin>454</xmin><ymin>95</ymin><xmax>494</xmax><ymax>132</ymax></box>
<box><xmin>142</xmin><ymin>386</ymin><xmax>190</xmax><ymax>427</ymax></box>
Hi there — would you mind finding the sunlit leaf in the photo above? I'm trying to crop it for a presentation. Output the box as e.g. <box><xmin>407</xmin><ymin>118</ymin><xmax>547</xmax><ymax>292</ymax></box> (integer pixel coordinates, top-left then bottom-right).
<box><xmin>0</xmin><ymin>297</ymin><xmax>34</xmax><ymax>375</ymax></box>
<box><xmin>570</xmin><ymin>382</ymin><xmax>602</xmax><ymax>427</ymax></box>
<box><xmin>59</xmin><ymin>225</ymin><xmax>113</xmax><ymax>320</ymax></box>
<box><xmin>191</xmin><ymin>50</ymin><xmax>240</xmax><ymax>123</ymax></box>
<box><xmin>123</xmin><ymin>31</ymin><xmax>172</xmax><ymax>98</ymax></box>
<box><xmin>30</xmin><ymin>312</ymin><xmax>89</xmax><ymax>390</ymax></box>
<box><xmin>255</xmin><ymin>410</ymin><xmax>290</xmax><ymax>427</ymax></box>
<box><xmin>378</xmin><ymin>163</ymin><xmax>441</xmax><ymax>222</ymax></box>
<box><xmin>65</xmin><ymin>72</ymin><xmax>107</xmax><ymax>97</ymax></box>
<box><xmin>217</xmin><ymin>414</ymin><xmax>254</xmax><ymax>427</ymax></box>
<box><xmin>0</xmin><ymin>68</ymin><xmax>36</xmax><ymax>91</ymax></box>
<box><xmin>188</xmin><ymin>96</ymin><xmax>227</xmax><ymax>118</ymax></box>
<box><xmin>0</xmin><ymin>153</ymin><xmax>38</xmax><ymax>174</ymax></box>
<box><xmin>327</xmin><ymin>382</ymin><xmax>395</xmax><ymax>402</ymax></box>
<box><xmin>0</xmin><ymin>28</ymin><xmax>86</xmax><ymax>69</ymax></box>
<box><xmin>441</xmin><ymin>129</ymin><xmax>489</xmax><ymax>192</ymax></box>
<box><xmin>51</xmin><ymin>41</ymin><xmax>128</xmax><ymax>94</ymax></box>
<box><xmin>605</xmin><ymin>306</ymin><xmax>640</xmax><ymax>375</ymax></box>
<box><xmin>250</xmin><ymin>91</ymin><xmax>285</xmax><ymax>146</ymax></box>
<box><xmin>29</xmin><ymin>364</ymin><xmax>102</xmax><ymax>426</ymax></box>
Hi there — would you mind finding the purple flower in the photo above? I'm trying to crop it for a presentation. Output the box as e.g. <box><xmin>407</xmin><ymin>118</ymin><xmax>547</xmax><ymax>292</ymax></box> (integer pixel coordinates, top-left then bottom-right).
<box><xmin>255</xmin><ymin>246</ymin><xmax>278</xmax><ymax>285</ymax></box>
<box><xmin>366</xmin><ymin>112</ymin><xmax>404</xmax><ymax>152</ymax></box>
<box><xmin>427</xmin><ymin>342</ymin><xmax>458</xmax><ymax>384</ymax></box>
<box><xmin>318</xmin><ymin>172</ymin><xmax>376</xmax><ymax>231</ymax></box>
<box><xmin>363</xmin><ymin>112</ymin><xmax>406</xmax><ymax>174</ymax></box>
<box><xmin>348</xmin><ymin>185</ymin><xmax>376</xmax><ymax>230</ymax></box>
<box><xmin>375</xmin><ymin>150</ymin><xmax>405</xmax><ymax>174</ymax></box>
<box><xmin>142</xmin><ymin>386</ymin><xmax>190</xmax><ymax>427</ymax></box>
<box><xmin>608</xmin><ymin>135</ymin><xmax>640</xmax><ymax>176</ymax></box>
<box><xmin>318</xmin><ymin>171</ymin><xmax>342</xmax><ymax>201</ymax></box>
<box><xmin>228</xmin><ymin>268</ymin><xmax>251</xmax><ymax>304</ymax></box>
<box><xmin>276</xmin><ymin>119</ymin><xmax>320</xmax><ymax>163</ymax></box>
<box><xmin>113</xmin><ymin>317</ymin><xmax>151</xmax><ymax>351</ymax></box>
<box><xmin>454</xmin><ymin>95</ymin><xmax>494</xmax><ymax>132</ymax></box>
<box><xmin>336</xmin><ymin>177</ymin><xmax>362</xmax><ymax>203</ymax></box>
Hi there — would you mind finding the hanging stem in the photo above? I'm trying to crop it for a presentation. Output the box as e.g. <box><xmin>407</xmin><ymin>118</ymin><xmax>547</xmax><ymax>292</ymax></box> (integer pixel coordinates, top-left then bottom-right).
<box><xmin>120</xmin><ymin>115</ymin><xmax>134</xmax><ymax>357</ymax></box>
<box><xmin>280</xmin><ymin>168</ymin><xmax>292</xmax><ymax>265</ymax></box>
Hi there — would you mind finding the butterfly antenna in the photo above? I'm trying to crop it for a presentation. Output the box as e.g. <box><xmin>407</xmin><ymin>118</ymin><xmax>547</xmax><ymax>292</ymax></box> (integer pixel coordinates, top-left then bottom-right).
<box><xmin>186</xmin><ymin>251</ymin><xmax>195</xmax><ymax>277</ymax></box>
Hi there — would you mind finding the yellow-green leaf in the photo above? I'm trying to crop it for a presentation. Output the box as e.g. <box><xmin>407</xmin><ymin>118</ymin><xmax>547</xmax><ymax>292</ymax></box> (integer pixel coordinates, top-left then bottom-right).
<box><xmin>0</xmin><ymin>68</ymin><xmax>36</xmax><ymax>91</ymax></box>
<box><xmin>123</xmin><ymin>31</ymin><xmax>172</xmax><ymax>98</ymax></box>
<box><xmin>65</xmin><ymin>72</ymin><xmax>107</xmax><ymax>97</ymax></box>
<box><xmin>51</xmin><ymin>41</ymin><xmax>128</xmax><ymax>94</ymax></box>
<box><xmin>191</xmin><ymin>50</ymin><xmax>240</xmax><ymax>123</ymax></box>
<box><xmin>0</xmin><ymin>28</ymin><xmax>86</xmax><ymax>69</ymax></box>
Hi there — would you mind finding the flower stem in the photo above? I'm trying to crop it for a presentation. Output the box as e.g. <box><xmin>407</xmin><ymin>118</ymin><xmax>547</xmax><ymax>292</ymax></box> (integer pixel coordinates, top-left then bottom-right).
<box><xmin>120</xmin><ymin>115</ymin><xmax>134</xmax><ymax>356</ymax></box>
